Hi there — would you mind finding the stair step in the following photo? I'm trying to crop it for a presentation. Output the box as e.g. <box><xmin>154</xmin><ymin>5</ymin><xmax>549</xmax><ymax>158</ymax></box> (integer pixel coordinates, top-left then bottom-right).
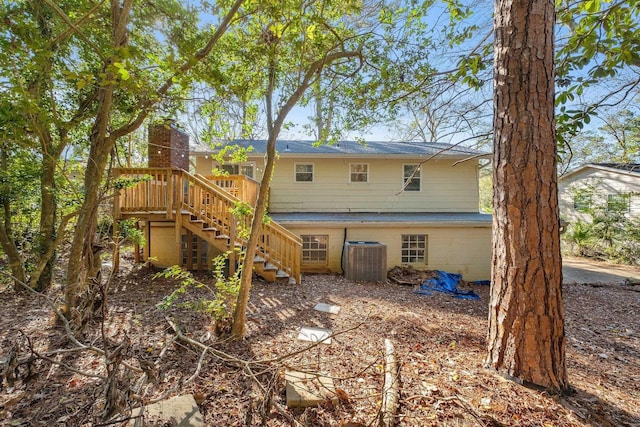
<box><xmin>215</xmin><ymin>234</ymin><xmax>229</xmax><ymax>239</ymax></box>
<box><xmin>288</xmin><ymin>277</ymin><xmax>298</xmax><ymax>285</ymax></box>
<box><xmin>202</xmin><ymin>227</ymin><xmax>217</xmax><ymax>232</ymax></box>
<box><xmin>263</xmin><ymin>263</ymin><xmax>278</xmax><ymax>271</ymax></box>
<box><xmin>190</xmin><ymin>219</ymin><xmax>204</xmax><ymax>224</ymax></box>
<box><xmin>276</xmin><ymin>270</ymin><xmax>289</xmax><ymax>278</ymax></box>
<box><xmin>254</xmin><ymin>256</ymin><xmax>265</xmax><ymax>263</ymax></box>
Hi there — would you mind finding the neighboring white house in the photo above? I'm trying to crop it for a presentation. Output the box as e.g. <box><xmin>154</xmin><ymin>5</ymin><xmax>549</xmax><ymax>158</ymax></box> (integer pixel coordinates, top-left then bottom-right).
<box><xmin>558</xmin><ymin>163</ymin><xmax>640</xmax><ymax>222</ymax></box>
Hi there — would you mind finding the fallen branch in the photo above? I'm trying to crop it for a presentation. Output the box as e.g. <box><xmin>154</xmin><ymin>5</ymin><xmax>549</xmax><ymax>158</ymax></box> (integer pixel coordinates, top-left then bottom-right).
<box><xmin>436</xmin><ymin>395</ymin><xmax>507</xmax><ymax>427</ymax></box>
<box><xmin>379</xmin><ymin>338</ymin><xmax>399</xmax><ymax>427</ymax></box>
<box><xmin>0</xmin><ymin>271</ymin><xmax>142</xmax><ymax>375</ymax></box>
<box><xmin>165</xmin><ymin>317</ymin><xmax>302</xmax><ymax>426</ymax></box>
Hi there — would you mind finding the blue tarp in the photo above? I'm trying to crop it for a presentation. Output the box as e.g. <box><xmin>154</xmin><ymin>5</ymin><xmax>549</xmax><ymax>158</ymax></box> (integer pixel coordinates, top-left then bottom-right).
<box><xmin>414</xmin><ymin>270</ymin><xmax>481</xmax><ymax>300</ymax></box>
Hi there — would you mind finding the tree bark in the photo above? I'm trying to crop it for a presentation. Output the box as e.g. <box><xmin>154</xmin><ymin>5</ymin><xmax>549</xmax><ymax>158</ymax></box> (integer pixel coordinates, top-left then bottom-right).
<box><xmin>486</xmin><ymin>0</ymin><xmax>568</xmax><ymax>391</ymax></box>
<box><xmin>0</xmin><ymin>200</ymin><xmax>27</xmax><ymax>289</ymax></box>
<box><xmin>35</xmin><ymin>151</ymin><xmax>58</xmax><ymax>290</ymax></box>
<box><xmin>231</xmin><ymin>50</ymin><xmax>362</xmax><ymax>338</ymax></box>
<box><xmin>65</xmin><ymin>0</ymin><xmax>245</xmax><ymax>313</ymax></box>
<box><xmin>66</xmin><ymin>0</ymin><xmax>133</xmax><ymax>312</ymax></box>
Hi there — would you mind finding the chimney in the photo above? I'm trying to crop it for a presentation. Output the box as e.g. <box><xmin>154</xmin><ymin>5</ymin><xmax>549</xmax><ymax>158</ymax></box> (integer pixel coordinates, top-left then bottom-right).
<box><xmin>148</xmin><ymin>123</ymin><xmax>189</xmax><ymax>170</ymax></box>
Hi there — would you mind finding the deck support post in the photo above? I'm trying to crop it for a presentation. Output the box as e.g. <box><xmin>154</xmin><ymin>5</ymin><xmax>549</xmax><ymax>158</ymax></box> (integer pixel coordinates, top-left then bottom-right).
<box><xmin>175</xmin><ymin>212</ymin><xmax>183</xmax><ymax>268</ymax></box>
<box><xmin>144</xmin><ymin>220</ymin><xmax>151</xmax><ymax>268</ymax></box>
<box><xmin>112</xmin><ymin>220</ymin><xmax>120</xmax><ymax>273</ymax></box>
<box><xmin>166</xmin><ymin>169</ymin><xmax>174</xmax><ymax>220</ymax></box>
<box><xmin>133</xmin><ymin>221</ymin><xmax>141</xmax><ymax>263</ymax></box>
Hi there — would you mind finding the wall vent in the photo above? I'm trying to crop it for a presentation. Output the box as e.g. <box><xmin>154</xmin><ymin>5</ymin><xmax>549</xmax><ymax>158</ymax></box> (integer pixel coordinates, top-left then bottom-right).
<box><xmin>343</xmin><ymin>241</ymin><xmax>387</xmax><ymax>282</ymax></box>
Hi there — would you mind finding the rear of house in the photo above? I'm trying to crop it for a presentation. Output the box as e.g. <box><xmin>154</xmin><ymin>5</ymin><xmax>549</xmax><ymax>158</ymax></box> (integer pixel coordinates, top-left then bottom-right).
<box><xmin>194</xmin><ymin>139</ymin><xmax>492</xmax><ymax>280</ymax></box>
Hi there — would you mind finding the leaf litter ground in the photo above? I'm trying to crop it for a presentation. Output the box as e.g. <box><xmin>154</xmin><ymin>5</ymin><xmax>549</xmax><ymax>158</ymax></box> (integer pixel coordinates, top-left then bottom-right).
<box><xmin>1</xmin><ymin>257</ymin><xmax>639</xmax><ymax>426</ymax></box>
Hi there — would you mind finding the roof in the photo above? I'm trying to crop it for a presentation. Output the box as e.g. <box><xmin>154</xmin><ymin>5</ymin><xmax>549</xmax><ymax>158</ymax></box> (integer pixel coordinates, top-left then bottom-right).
<box><xmin>560</xmin><ymin>163</ymin><xmax>640</xmax><ymax>181</ymax></box>
<box><xmin>269</xmin><ymin>212</ymin><xmax>492</xmax><ymax>227</ymax></box>
<box><xmin>593</xmin><ymin>163</ymin><xmax>640</xmax><ymax>173</ymax></box>
<box><xmin>192</xmin><ymin>139</ymin><xmax>489</xmax><ymax>159</ymax></box>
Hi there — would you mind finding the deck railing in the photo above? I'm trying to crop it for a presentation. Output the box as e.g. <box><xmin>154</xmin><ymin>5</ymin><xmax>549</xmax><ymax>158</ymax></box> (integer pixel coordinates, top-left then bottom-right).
<box><xmin>203</xmin><ymin>174</ymin><xmax>260</xmax><ymax>206</ymax></box>
<box><xmin>113</xmin><ymin>168</ymin><xmax>181</xmax><ymax>218</ymax></box>
<box><xmin>113</xmin><ymin>168</ymin><xmax>301</xmax><ymax>282</ymax></box>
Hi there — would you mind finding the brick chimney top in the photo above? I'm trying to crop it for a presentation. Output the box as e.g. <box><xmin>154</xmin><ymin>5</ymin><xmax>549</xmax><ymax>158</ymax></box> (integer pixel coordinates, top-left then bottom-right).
<box><xmin>148</xmin><ymin>124</ymin><xmax>189</xmax><ymax>170</ymax></box>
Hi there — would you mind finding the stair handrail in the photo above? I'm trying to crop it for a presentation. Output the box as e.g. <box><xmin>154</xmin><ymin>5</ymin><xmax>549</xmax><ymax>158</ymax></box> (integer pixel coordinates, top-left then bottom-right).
<box><xmin>189</xmin><ymin>172</ymin><xmax>301</xmax><ymax>281</ymax></box>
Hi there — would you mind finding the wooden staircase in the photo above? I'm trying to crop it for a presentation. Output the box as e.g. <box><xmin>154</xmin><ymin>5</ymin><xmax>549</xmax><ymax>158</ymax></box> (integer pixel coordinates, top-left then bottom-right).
<box><xmin>113</xmin><ymin>168</ymin><xmax>301</xmax><ymax>284</ymax></box>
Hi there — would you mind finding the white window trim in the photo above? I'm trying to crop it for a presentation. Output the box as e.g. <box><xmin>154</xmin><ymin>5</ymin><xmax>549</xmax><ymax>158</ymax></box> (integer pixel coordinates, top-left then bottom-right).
<box><xmin>402</xmin><ymin>163</ymin><xmax>421</xmax><ymax>192</ymax></box>
<box><xmin>294</xmin><ymin>162</ymin><xmax>314</xmax><ymax>183</ymax></box>
<box><xmin>349</xmin><ymin>163</ymin><xmax>369</xmax><ymax>183</ymax></box>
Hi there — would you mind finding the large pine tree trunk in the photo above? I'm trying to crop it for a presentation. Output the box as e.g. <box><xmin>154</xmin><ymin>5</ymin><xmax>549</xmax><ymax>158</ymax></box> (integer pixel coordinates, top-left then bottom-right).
<box><xmin>486</xmin><ymin>0</ymin><xmax>568</xmax><ymax>391</ymax></box>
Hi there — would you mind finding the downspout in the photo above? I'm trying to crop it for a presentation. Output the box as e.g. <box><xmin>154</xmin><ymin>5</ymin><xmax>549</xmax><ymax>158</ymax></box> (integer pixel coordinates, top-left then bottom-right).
<box><xmin>340</xmin><ymin>227</ymin><xmax>347</xmax><ymax>274</ymax></box>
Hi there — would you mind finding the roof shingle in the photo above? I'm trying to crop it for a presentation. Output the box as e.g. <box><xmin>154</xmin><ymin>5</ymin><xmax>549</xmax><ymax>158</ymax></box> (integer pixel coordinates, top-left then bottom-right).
<box><xmin>193</xmin><ymin>139</ymin><xmax>488</xmax><ymax>158</ymax></box>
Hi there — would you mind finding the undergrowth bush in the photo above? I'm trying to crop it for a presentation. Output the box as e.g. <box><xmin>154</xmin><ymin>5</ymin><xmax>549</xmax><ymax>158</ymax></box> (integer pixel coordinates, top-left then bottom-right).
<box><xmin>563</xmin><ymin>210</ymin><xmax>640</xmax><ymax>265</ymax></box>
<box><xmin>155</xmin><ymin>252</ymin><xmax>241</xmax><ymax>335</ymax></box>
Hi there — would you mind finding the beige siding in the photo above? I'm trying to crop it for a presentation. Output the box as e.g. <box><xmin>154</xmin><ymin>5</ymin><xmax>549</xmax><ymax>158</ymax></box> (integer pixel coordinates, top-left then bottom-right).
<box><xmin>142</xmin><ymin>223</ymin><xmax>219</xmax><ymax>270</ymax></box>
<box><xmin>194</xmin><ymin>156</ymin><xmax>215</xmax><ymax>176</ymax></box>
<box><xmin>194</xmin><ymin>154</ymin><xmax>481</xmax><ymax>213</ymax></box>
<box><xmin>146</xmin><ymin>223</ymin><xmax>180</xmax><ymax>267</ymax></box>
<box><xmin>559</xmin><ymin>168</ymin><xmax>640</xmax><ymax>221</ymax></box>
<box><xmin>286</xmin><ymin>224</ymin><xmax>492</xmax><ymax>281</ymax></box>
<box><xmin>268</xmin><ymin>157</ymin><xmax>480</xmax><ymax>212</ymax></box>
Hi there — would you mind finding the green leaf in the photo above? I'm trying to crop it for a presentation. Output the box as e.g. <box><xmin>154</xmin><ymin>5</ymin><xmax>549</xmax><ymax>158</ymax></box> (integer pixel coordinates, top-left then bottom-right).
<box><xmin>118</xmin><ymin>67</ymin><xmax>130</xmax><ymax>80</ymax></box>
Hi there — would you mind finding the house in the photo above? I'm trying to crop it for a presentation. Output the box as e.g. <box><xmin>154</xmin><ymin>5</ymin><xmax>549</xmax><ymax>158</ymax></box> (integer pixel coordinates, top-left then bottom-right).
<box><xmin>113</xmin><ymin>124</ymin><xmax>492</xmax><ymax>283</ymax></box>
<box><xmin>558</xmin><ymin>163</ymin><xmax>640</xmax><ymax>222</ymax></box>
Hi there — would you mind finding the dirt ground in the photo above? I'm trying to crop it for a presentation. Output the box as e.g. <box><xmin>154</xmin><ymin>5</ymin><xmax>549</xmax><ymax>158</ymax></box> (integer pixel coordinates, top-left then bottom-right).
<box><xmin>1</xmin><ymin>257</ymin><xmax>639</xmax><ymax>426</ymax></box>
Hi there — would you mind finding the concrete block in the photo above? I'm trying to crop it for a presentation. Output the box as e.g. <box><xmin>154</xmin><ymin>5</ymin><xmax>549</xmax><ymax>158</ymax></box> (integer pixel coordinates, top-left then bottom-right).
<box><xmin>297</xmin><ymin>326</ymin><xmax>332</xmax><ymax>344</ymax></box>
<box><xmin>313</xmin><ymin>303</ymin><xmax>341</xmax><ymax>314</ymax></box>
<box><xmin>285</xmin><ymin>370</ymin><xmax>338</xmax><ymax>408</ymax></box>
<box><xmin>128</xmin><ymin>394</ymin><xmax>204</xmax><ymax>426</ymax></box>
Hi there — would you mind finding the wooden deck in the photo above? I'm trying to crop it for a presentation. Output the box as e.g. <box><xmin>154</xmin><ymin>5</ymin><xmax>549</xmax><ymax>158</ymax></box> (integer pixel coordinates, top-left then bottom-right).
<box><xmin>113</xmin><ymin>168</ymin><xmax>301</xmax><ymax>284</ymax></box>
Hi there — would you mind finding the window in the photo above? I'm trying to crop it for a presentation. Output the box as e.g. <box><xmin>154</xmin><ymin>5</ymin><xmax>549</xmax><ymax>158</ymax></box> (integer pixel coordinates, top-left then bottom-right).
<box><xmin>221</xmin><ymin>164</ymin><xmax>238</xmax><ymax>175</ymax></box>
<box><xmin>295</xmin><ymin>163</ymin><xmax>314</xmax><ymax>182</ymax></box>
<box><xmin>350</xmin><ymin>163</ymin><xmax>368</xmax><ymax>183</ymax></box>
<box><xmin>573</xmin><ymin>193</ymin><xmax>591</xmax><ymax>212</ymax></box>
<box><xmin>607</xmin><ymin>193</ymin><xmax>630</xmax><ymax>213</ymax></box>
<box><xmin>402</xmin><ymin>234</ymin><xmax>427</xmax><ymax>263</ymax></box>
<box><xmin>221</xmin><ymin>163</ymin><xmax>254</xmax><ymax>178</ymax></box>
<box><xmin>302</xmin><ymin>235</ymin><xmax>328</xmax><ymax>265</ymax></box>
<box><xmin>181</xmin><ymin>234</ymin><xmax>208</xmax><ymax>268</ymax></box>
<box><xmin>240</xmin><ymin>165</ymin><xmax>254</xmax><ymax>178</ymax></box>
<box><xmin>403</xmin><ymin>164</ymin><xmax>421</xmax><ymax>191</ymax></box>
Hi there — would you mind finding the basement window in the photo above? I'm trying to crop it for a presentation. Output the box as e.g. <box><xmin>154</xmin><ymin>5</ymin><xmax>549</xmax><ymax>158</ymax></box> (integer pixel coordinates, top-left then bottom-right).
<box><xmin>181</xmin><ymin>234</ymin><xmax>208</xmax><ymax>269</ymax></box>
<box><xmin>401</xmin><ymin>234</ymin><xmax>427</xmax><ymax>263</ymax></box>
<box><xmin>301</xmin><ymin>235</ymin><xmax>328</xmax><ymax>265</ymax></box>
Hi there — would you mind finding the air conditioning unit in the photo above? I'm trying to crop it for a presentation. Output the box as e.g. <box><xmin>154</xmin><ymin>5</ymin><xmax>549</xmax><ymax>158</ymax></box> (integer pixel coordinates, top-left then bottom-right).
<box><xmin>343</xmin><ymin>241</ymin><xmax>387</xmax><ymax>282</ymax></box>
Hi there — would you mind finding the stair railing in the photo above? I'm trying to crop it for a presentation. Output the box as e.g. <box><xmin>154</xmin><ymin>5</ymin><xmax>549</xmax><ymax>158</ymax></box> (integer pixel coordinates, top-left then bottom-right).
<box><xmin>113</xmin><ymin>168</ymin><xmax>301</xmax><ymax>283</ymax></box>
